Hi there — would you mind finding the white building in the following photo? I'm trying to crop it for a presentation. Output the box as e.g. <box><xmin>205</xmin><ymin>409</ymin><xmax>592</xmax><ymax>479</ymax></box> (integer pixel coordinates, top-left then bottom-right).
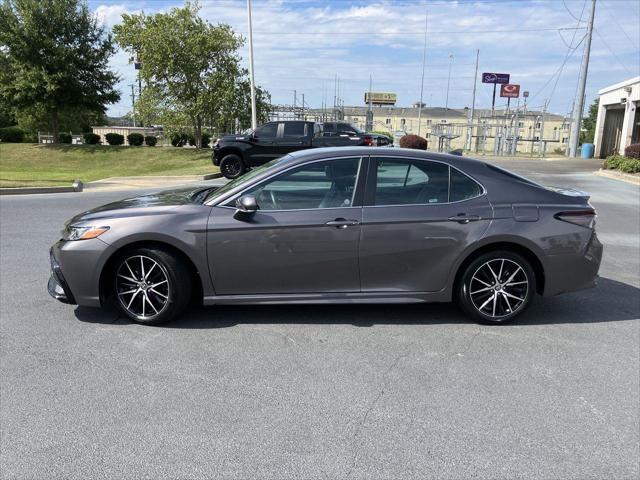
<box><xmin>593</xmin><ymin>77</ymin><xmax>640</xmax><ymax>158</ymax></box>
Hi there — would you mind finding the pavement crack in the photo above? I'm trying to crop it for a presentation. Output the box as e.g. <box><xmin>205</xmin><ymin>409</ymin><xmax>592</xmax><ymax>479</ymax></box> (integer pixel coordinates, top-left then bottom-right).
<box><xmin>345</xmin><ymin>345</ymin><xmax>413</xmax><ymax>479</ymax></box>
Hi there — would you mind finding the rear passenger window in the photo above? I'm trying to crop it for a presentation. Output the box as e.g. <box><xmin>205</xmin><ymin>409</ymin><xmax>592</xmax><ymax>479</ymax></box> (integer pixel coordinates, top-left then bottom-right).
<box><xmin>449</xmin><ymin>168</ymin><xmax>482</xmax><ymax>202</ymax></box>
<box><xmin>283</xmin><ymin>122</ymin><xmax>306</xmax><ymax>138</ymax></box>
<box><xmin>375</xmin><ymin>159</ymin><xmax>449</xmax><ymax>205</ymax></box>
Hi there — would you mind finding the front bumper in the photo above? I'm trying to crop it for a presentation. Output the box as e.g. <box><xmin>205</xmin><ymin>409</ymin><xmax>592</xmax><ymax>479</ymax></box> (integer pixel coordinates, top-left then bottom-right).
<box><xmin>48</xmin><ymin>248</ymin><xmax>76</xmax><ymax>304</ymax></box>
<box><xmin>212</xmin><ymin>147</ymin><xmax>221</xmax><ymax>166</ymax></box>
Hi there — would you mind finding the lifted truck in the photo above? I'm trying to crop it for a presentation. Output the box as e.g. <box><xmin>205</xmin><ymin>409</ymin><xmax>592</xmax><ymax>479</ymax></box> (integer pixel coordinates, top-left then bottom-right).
<box><xmin>212</xmin><ymin>120</ymin><xmax>376</xmax><ymax>179</ymax></box>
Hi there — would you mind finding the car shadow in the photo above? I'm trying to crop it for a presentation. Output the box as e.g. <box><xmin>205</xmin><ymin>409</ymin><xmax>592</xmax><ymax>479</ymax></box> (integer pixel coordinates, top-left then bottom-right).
<box><xmin>74</xmin><ymin>277</ymin><xmax>639</xmax><ymax>329</ymax></box>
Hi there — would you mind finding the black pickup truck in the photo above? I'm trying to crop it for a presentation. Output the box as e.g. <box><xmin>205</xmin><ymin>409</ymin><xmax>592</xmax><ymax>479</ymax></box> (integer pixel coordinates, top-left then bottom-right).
<box><xmin>212</xmin><ymin>120</ymin><xmax>377</xmax><ymax>178</ymax></box>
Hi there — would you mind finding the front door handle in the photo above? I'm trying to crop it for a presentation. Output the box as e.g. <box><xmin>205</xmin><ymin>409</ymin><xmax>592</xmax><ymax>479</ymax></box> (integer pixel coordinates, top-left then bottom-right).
<box><xmin>448</xmin><ymin>214</ymin><xmax>481</xmax><ymax>224</ymax></box>
<box><xmin>325</xmin><ymin>218</ymin><xmax>360</xmax><ymax>229</ymax></box>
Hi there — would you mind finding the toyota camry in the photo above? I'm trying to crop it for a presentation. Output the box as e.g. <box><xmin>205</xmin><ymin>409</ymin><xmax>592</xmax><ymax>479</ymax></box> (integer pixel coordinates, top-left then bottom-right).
<box><xmin>48</xmin><ymin>147</ymin><xmax>602</xmax><ymax>325</ymax></box>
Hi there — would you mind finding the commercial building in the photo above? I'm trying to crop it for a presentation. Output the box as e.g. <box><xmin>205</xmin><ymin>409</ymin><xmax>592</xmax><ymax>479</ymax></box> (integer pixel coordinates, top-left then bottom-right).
<box><xmin>91</xmin><ymin>126</ymin><xmax>159</xmax><ymax>146</ymax></box>
<box><xmin>593</xmin><ymin>77</ymin><xmax>640</xmax><ymax>158</ymax></box>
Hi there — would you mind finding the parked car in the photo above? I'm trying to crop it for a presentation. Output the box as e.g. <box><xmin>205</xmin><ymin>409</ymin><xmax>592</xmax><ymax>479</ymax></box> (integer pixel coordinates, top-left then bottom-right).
<box><xmin>49</xmin><ymin>147</ymin><xmax>602</xmax><ymax>326</ymax></box>
<box><xmin>212</xmin><ymin>121</ymin><xmax>376</xmax><ymax>179</ymax></box>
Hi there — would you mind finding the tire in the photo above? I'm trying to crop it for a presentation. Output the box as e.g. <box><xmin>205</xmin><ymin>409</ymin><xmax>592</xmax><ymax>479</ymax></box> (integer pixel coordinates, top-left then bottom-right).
<box><xmin>220</xmin><ymin>154</ymin><xmax>245</xmax><ymax>179</ymax></box>
<box><xmin>457</xmin><ymin>250</ymin><xmax>536</xmax><ymax>325</ymax></box>
<box><xmin>112</xmin><ymin>247</ymin><xmax>192</xmax><ymax>325</ymax></box>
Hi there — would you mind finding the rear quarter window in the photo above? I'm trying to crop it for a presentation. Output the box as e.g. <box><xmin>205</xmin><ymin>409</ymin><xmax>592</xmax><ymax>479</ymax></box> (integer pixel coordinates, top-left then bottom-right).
<box><xmin>449</xmin><ymin>168</ymin><xmax>483</xmax><ymax>202</ymax></box>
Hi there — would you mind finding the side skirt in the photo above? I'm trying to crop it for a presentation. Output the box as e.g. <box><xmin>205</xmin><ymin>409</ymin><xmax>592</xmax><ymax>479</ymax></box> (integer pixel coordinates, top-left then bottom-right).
<box><xmin>203</xmin><ymin>290</ymin><xmax>450</xmax><ymax>306</ymax></box>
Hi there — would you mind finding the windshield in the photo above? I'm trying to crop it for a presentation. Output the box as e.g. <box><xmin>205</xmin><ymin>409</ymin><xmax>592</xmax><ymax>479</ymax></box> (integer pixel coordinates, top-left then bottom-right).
<box><xmin>202</xmin><ymin>157</ymin><xmax>287</xmax><ymax>203</ymax></box>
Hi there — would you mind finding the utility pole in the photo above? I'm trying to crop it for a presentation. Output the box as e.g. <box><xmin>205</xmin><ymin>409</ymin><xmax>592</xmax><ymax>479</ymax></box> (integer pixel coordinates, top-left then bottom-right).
<box><xmin>302</xmin><ymin>93</ymin><xmax>305</xmax><ymax>120</ymax></box>
<box><xmin>467</xmin><ymin>49</ymin><xmax>479</xmax><ymax>151</ymax></box>
<box><xmin>445</xmin><ymin>54</ymin><xmax>454</xmax><ymax>110</ymax></box>
<box><xmin>367</xmin><ymin>74</ymin><xmax>373</xmax><ymax>132</ymax></box>
<box><xmin>246</xmin><ymin>0</ymin><xmax>257</xmax><ymax>131</ymax></box>
<box><xmin>417</xmin><ymin>3</ymin><xmax>428</xmax><ymax>136</ymax></box>
<box><xmin>130</xmin><ymin>84</ymin><xmax>136</xmax><ymax>127</ymax></box>
<box><xmin>569</xmin><ymin>0</ymin><xmax>596</xmax><ymax>157</ymax></box>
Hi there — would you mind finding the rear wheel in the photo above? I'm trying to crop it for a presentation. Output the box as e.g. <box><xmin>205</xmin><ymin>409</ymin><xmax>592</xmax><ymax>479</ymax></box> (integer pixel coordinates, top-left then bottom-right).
<box><xmin>112</xmin><ymin>247</ymin><xmax>191</xmax><ymax>325</ymax></box>
<box><xmin>220</xmin><ymin>154</ymin><xmax>245</xmax><ymax>179</ymax></box>
<box><xmin>457</xmin><ymin>251</ymin><xmax>535</xmax><ymax>324</ymax></box>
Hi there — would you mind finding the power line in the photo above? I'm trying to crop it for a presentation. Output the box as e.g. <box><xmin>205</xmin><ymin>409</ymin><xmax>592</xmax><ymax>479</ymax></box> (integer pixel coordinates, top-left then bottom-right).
<box><xmin>599</xmin><ymin>0</ymin><xmax>638</xmax><ymax>47</ymax></box>
<box><xmin>594</xmin><ymin>28</ymin><xmax>636</xmax><ymax>76</ymax></box>
<box><xmin>245</xmin><ymin>27</ymin><xmax>586</xmax><ymax>35</ymax></box>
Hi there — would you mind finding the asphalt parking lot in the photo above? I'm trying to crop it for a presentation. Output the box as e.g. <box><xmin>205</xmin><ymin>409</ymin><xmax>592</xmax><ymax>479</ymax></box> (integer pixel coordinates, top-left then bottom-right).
<box><xmin>1</xmin><ymin>157</ymin><xmax>638</xmax><ymax>479</ymax></box>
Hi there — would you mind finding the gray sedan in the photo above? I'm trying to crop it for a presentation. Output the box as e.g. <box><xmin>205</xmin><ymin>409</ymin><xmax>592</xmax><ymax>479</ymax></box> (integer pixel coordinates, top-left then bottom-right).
<box><xmin>48</xmin><ymin>147</ymin><xmax>602</xmax><ymax>325</ymax></box>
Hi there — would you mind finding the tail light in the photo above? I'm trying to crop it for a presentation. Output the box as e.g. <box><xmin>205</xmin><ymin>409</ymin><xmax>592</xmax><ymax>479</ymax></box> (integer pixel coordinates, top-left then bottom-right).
<box><xmin>554</xmin><ymin>208</ymin><xmax>596</xmax><ymax>228</ymax></box>
<box><xmin>363</xmin><ymin>135</ymin><xmax>373</xmax><ymax>147</ymax></box>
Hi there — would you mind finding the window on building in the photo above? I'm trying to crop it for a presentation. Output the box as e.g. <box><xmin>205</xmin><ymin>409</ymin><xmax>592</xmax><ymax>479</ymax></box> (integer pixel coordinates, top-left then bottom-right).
<box><xmin>426</xmin><ymin>120</ymin><xmax>432</xmax><ymax>126</ymax></box>
<box><xmin>518</xmin><ymin>121</ymin><xmax>524</xmax><ymax>127</ymax></box>
<box><xmin>401</xmin><ymin>118</ymin><xmax>406</xmax><ymax>126</ymax></box>
<box><xmin>536</xmin><ymin>122</ymin><xmax>541</xmax><ymax>129</ymax></box>
<box><xmin>385</xmin><ymin>118</ymin><xmax>391</xmax><ymax>125</ymax></box>
<box><xmin>562</xmin><ymin>137</ymin><xmax>568</xmax><ymax>143</ymax></box>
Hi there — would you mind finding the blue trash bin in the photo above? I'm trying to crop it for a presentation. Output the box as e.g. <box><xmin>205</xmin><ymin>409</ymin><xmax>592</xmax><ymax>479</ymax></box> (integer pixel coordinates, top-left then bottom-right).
<box><xmin>581</xmin><ymin>143</ymin><xmax>594</xmax><ymax>158</ymax></box>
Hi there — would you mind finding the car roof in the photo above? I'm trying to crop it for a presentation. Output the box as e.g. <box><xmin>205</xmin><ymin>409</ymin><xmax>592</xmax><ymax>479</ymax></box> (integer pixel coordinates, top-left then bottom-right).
<box><xmin>281</xmin><ymin>146</ymin><xmax>487</xmax><ymax>170</ymax></box>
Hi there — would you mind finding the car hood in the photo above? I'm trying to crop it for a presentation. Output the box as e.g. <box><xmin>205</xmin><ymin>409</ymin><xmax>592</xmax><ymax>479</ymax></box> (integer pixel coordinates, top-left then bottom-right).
<box><xmin>67</xmin><ymin>186</ymin><xmax>217</xmax><ymax>224</ymax></box>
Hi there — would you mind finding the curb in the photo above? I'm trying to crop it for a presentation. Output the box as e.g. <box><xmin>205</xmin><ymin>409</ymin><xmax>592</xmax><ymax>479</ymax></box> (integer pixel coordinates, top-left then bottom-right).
<box><xmin>594</xmin><ymin>169</ymin><xmax>640</xmax><ymax>185</ymax></box>
<box><xmin>1</xmin><ymin>173</ymin><xmax>222</xmax><ymax>195</ymax></box>
<box><xmin>0</xmin><ymin>181</ymin><xmax>83</xmax><ymax>196</ymax></box>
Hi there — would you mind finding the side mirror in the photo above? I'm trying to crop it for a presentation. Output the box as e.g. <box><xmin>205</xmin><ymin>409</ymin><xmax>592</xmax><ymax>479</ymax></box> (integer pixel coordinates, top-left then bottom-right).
<box><xmin>234</xmin><ymin>195</ymin><xmax>258</xmax><ymax>219</ymax></box>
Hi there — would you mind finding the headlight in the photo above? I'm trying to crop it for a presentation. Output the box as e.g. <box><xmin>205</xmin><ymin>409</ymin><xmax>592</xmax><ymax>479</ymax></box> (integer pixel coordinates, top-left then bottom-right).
<box><xmin>62</xmin><ymin>225</ymin><xmax>110</xmax><ymax>241</ymax></box>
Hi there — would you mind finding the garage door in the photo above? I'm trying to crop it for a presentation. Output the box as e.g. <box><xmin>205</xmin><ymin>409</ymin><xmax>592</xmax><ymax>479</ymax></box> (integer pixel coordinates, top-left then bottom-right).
<box><xmin>600</xmin><ymin>108</ymin><xmax>625</xmax><ymax>158</ymax></box>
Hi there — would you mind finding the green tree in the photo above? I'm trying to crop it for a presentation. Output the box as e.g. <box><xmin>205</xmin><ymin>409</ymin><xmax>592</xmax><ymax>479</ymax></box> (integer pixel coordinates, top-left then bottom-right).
<box><xmin>580</xmin><ymin>98</ymin><xmax>599</xmax><ymax>144</ymax></box>
<box><xmin>0</xmin><ymin>0</ymin><xmax>120</xmax><ymax>142</ymax></box>
<box><xmin>114</xmin><ymin>2</ymin><xmax>270</xmax><ymax>147</ymax></box>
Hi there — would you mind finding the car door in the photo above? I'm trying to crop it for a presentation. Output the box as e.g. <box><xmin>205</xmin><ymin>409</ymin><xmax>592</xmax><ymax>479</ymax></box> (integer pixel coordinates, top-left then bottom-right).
<box><xmin>359</xmin><ymin>156</ymin><xmax>492</xmax><ymax>292</ymax></box>
<box><xmin>247</xmin><ymin>122</ymin><xmax>280</xmax><ymax>163</ymax></box>
<box><xmin>207</xmin><ymin>157</ymin><xmax>365</xmax><ymax>295</ymax></box>
<box><xmin>271</xmin><ymin>122</ymin><xmax>312</xmax><ymax>157</ymax></box>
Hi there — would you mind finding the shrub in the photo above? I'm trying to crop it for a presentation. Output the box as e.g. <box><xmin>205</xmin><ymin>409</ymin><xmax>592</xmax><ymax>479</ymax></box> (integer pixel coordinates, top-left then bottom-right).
<box><xmin>170</xmin><ymin>132</ymin><xmax>195</xmax><ymax>147</ymax></box>
<box><xmin>201</xmin><ymin>133</ymin><xmax>211</xmax><ymax>148</ymax></box>
<box><xmin>145</xmin><ymin>135</ymin><xmax>158</xmax><ymax>147</ymax></box>
<box><xmin>624</xmin><ymin>143</ymin><xmax>640</xmax><ymax>159</ymax></box>
<box><xmin>127</xmin><ymin>132</ymin><xmax>144</xmax><ymax>146</ymax></box>
<box><xmin>603</xmin><ymin>155</ymin><xmax>640</xmax><ymax>174</ymax></box>
<box><xmin>0</xmin><ymin>126</ymin><xmax>24</xmax><ymax>142</ymax></box>
<box><xmin>58</xmin><ymin>133</ymin><xmax>72</xmax><ymax>144</ymax></box>
<box><xmin>105</xmin><ymin>133</ymin><xmax>124</xmax><ymax>146</ymax></box>
<box><xmin>399</xmin><ymin>134</ymin><xmax>428</xmax><ymax>150</ymax></box>
<box><xmin>83</xmin><ymin>133</ymin><xmax>101</xmax><ymax>145</ymax></box>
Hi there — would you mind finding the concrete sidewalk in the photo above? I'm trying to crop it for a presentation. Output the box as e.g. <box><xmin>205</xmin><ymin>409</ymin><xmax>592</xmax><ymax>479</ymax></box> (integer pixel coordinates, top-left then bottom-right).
<box><xmin>85</xmin><ymin>173</ymin><xmax>223</xmax><ymax>192</ymax></box>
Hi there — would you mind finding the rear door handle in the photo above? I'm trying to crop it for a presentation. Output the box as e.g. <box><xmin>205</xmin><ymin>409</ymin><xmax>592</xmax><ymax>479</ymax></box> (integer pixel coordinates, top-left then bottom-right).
<box><xmin>448</xmin><ymin>214</ymin><xmax>481</xmax><ymax>224</ymax></box>
<box><xmin>325</xmin><ymin>218</ymin><xmax>360</xmax><ymax>229</ymax></box>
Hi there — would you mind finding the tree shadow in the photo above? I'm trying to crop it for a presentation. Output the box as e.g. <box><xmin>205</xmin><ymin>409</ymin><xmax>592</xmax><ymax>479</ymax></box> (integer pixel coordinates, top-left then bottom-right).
<box><xmin>74</xmin><ymin>277</ymin><xmax>639</xmax><ymax>329</ymax></box>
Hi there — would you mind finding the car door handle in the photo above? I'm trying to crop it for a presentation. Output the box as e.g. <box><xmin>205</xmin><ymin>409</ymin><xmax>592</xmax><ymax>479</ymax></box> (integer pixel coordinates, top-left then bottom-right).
<box><xmin>325</xmin><ymin>218</ymin><xmax>359</xmax><ymax>229</ymax></box>
<box><xmin>448</xmin><ymin>214</ymin><xmax>481</xmax><ymax>224</ymax></box>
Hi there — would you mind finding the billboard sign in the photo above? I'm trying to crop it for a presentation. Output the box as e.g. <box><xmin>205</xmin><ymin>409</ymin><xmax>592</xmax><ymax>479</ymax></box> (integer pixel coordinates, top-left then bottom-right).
<box><xmin>482</xmin><ymin>72</ymin><xmax>510</xmax><ymax>84</ymax></box>
<box><xmin>364</xmin><ymin>92</ymin><xmax>397</xmax><ymax>105</ymax></box>
<box><xmin>500</xmin><ymin>84</ymin><xmax>520</xmax><ymax>98</ymax></box>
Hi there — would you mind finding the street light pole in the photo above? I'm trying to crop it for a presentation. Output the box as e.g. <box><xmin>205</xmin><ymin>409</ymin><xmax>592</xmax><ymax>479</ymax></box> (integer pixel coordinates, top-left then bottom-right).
<box><xmin>445</xmin><ymin>54</ymin><xmax>453</xmax><ymax>110</ymax></box>
<box><xmin>417</xmin><ymin>3</ymin><xmax>428</xmax><ymax>136</ymax></box>
<box><xmin>247</xmin><ymin>0</ymin><xmax>257</xmax><ymax>131</ymax></box>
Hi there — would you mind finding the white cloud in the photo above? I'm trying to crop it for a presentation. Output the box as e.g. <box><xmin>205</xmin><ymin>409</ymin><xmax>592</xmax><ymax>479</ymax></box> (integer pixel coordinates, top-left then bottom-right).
<box><xmin>96</xmin><ymin>0</ymin><xmax>640</xmax><ymax>117</ymax></box>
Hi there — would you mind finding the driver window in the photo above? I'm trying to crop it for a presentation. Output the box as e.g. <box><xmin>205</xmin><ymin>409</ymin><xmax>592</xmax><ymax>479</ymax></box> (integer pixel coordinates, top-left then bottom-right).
<box><xmin>254</xmin><ymin>123</ymin><xmax>277</xmax><ymax>138</ymax></box>
<box><xmin>240</xmin><ymin>158</ymin><xmax>360</xmax><ymax>211</ymax></box>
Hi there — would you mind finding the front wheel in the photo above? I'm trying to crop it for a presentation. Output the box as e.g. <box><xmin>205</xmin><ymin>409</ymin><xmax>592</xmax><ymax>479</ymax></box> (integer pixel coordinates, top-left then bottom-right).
<box><xmin>220</xmin><ymin>154</ymin><xmax>245</xmax><ymax>179</ymax></box>
<box><xmin>457</xmin><ymin>251</ymin><xmax>536</xmax><ymax>324</ymax></box>
<box><xmin>112</xmin><ymin>247</ymin><xmax>192</xmax><ymax>325</ymax></box>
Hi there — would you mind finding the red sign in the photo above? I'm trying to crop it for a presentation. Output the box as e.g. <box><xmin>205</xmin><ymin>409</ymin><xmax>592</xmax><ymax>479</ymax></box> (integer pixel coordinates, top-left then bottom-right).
<box><xmin>500</xmin><ymin>84</ymin><xmax>520</xmax><ymax>98</ymax></box>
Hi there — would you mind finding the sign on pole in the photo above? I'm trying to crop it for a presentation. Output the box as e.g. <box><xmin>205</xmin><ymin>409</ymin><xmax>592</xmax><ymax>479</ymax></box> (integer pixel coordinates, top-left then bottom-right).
<box><xmin>482</xmin><ymin>72</ymin><xmax>511</xmax><ymax>115</ymax></box>
<box><xmin>500</xmin><ymin>84</ymin><xmax>520</xmax><ymax>98</ymax></box>
<box><xmin>523</xmin><ymin>91</ymin><xmax>529</xmax><ymax>98</ymax></box>
<box><xmin>482</xmin><ymin>72</ymin><xmax>510</xmax><ymax>84</ymax></box>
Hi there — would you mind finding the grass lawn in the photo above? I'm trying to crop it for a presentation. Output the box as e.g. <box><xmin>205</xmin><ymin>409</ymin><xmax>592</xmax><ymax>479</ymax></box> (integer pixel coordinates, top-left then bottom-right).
<box><xmin>0</xmin><ymin>143</ymin><xmax>218</xmax><ymax>187</ymax></box>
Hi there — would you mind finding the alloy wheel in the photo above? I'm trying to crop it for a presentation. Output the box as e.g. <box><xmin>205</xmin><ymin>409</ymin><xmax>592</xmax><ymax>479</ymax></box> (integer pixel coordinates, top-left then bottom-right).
<box><xmin>222</xmin><ymin>158</ymin><xmax>241</xmax><ymax>177</ymax></box>
<box><xmin>468</xmin><ymin>258</ymin><xmax>529</xmax><ymax>319</ymax></box>
<box><xmin>115</xmin><ymin>255</ymin><xmax>170</xmax><ymax>320</ymax></box>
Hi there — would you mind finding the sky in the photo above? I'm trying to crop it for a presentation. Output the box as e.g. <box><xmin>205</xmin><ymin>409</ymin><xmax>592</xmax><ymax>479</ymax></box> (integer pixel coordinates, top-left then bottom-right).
<box><xmin>88</xmin><ymin>0</ymin><xmax>640</xmax><ymax>118</ymax></box>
